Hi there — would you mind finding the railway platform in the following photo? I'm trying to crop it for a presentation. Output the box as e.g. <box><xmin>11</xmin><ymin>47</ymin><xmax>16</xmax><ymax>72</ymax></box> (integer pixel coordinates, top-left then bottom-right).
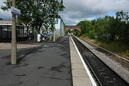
<box><xmin>69</xmin><ymin>36</ymin><xmax>97</xmax><ymax>86</ymax></box>
<box><xmin>72</xmin><ymin>36</ymin><xmax>129</xmax><ymax>86</ymax></box>
<box><xmin>0</xmin><ymin>36</ymin><xmax>129</xmax><ymax>86</ymax></box>
<box><xmin>0</xmin><ymin>36</ymin><xmax>72</xmax><ymax>86</ymax></box>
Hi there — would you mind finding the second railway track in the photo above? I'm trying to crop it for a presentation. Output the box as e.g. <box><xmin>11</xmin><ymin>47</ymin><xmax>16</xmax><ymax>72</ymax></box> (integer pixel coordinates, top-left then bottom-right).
<box><xmin>72</xmin><ymin>36</ymin><xmax>129</xmax><ymax>86</ymax></box>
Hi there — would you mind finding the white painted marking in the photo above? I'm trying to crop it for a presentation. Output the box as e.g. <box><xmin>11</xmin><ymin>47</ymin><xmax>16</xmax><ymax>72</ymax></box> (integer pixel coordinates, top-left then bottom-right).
<box><xmin>70</xmin><ymin>36</ymin><xmax>97</xmax><ymax>86</ymax></box>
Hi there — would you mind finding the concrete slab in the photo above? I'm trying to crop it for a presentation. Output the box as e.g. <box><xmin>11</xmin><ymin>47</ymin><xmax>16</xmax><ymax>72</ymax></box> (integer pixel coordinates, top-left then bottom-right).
<box><xmin>69</xmin><ymin>36</ymin><xmax>96</xmax><ymax>86</ymax></box>
<box><xmin>73</xmin><ymin>77</ymin><xmax>93</xmax><ymax>86</ymax></box>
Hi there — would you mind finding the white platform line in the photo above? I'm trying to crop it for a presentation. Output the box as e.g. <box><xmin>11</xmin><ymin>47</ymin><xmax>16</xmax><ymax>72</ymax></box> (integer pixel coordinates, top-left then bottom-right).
<box><xmin>70</xmin><ymin>36</ymin><xmax>97</xmax><ymax>86</ymax></box>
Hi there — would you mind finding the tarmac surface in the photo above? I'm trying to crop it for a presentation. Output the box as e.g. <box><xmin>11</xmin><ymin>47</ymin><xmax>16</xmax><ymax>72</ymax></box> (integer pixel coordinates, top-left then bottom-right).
<box><xmin>0</xmin><ymin>43</ymin><xmax>39</xmax><ymax>58</ymax></box>
<box><xmin>0</xmin><ymin>36</ymin><xmax>72</xmax><ymax>86</ymax></box>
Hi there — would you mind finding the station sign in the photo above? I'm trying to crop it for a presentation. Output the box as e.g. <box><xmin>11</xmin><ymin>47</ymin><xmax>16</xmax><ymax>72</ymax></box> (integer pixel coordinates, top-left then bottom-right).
<box><xmin>0</xmin><ymin>21</ymin><xmax>12</xmax><ymax>25</ymax></box>
<box><xmin>11</xmin><ymin>7</ymin><xmax>21</xmax><ymax>15</ymax></box>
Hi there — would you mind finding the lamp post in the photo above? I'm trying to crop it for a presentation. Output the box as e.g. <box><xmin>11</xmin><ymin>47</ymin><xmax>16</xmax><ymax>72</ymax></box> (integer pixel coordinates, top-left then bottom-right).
<box><xmin>11</xmin><ymin>0</ymin><xmax>17</xmax><ymax>64</ymax></box>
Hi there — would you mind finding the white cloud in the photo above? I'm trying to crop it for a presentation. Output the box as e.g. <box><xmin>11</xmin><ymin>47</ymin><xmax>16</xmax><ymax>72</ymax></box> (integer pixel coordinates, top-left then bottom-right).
<box><xmin>1</xmin><ymin>0</ymin><xmax>129</xmax><ymax>24</ymax></box>
<box><xmin>0</xmin><ymin>0</ymin><xmax>6</xmax><ymax>7</ymax></box>
<box><xmin>61</xmin><ymin>0</ymin><xmax>129</xmax><ymax>25</ymax></box>
<box><xmin>0</xmin><ymin>0</ymin><xmax>12</xmax><ymax>20</ymax></box>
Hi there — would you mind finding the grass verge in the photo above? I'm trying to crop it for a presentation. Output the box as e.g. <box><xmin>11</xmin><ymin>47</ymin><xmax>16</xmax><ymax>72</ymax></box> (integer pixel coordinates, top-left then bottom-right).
<box><xmin>80</xmin><ymin>36</ymin><xmax>129</xmax><ymax>60</ymax></box>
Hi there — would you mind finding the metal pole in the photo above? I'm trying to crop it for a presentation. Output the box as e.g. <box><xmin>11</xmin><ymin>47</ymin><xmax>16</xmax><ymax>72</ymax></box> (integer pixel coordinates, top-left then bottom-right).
<box><xmin>53</xmin><ymin>29</ymin><xmax>55</xmax><ymax>42</ymax></box>
<box><xmin>11</xmin><ymin>0</ymin><xmax>17</xmax><ymax>64</ymax></box>
<box><xmin>53</xmin><ymin>15</ymin><xmax>56</xmax><ymax>42</ymax></box>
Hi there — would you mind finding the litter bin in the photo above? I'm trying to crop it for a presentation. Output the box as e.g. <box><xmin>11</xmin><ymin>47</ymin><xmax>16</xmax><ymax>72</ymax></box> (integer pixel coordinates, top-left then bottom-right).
<box><xmin>37</xmin><ymin>34</ymin><xmax>41</xmax><ymax>42</ymax></box>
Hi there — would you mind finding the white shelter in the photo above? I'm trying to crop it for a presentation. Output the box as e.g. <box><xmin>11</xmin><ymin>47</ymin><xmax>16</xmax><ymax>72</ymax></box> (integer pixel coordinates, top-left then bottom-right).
<box><xmin>54</xmin><ymin>17</ymin><xmax>65</xmax><ymax>37</ymax></box>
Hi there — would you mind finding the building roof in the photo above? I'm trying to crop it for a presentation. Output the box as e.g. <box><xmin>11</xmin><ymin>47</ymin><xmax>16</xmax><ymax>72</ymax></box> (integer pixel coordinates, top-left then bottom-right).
<box><xmin>0</xmin><ymin>21</ymin><xmax>12</xmax><ymax>25</ymax></box>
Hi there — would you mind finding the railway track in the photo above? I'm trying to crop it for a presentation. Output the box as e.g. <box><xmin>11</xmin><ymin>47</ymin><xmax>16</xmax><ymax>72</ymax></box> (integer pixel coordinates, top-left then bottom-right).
<box><xmin>72</xmin><ymin>36</ymin><xmax>129</xmax><ymax>86</ymax></box>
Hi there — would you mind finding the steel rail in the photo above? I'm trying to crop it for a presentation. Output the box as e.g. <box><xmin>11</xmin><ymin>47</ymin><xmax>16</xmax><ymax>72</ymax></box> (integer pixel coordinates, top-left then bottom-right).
<box><xmin>72</xmin><ymin>36</ymin><xmax>129</xmax><ymax>86</ymax></box>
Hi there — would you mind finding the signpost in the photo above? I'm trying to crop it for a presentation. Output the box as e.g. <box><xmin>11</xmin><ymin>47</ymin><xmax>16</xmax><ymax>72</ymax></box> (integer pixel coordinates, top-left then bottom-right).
<box><xmin>11</xmin><ymin>7</ymin><xmax>21</xmax><ymax>15</ymax></box>
<box><xmin>11</xmin><ymin>0</ymin><xmax>21</xmax><ymax>64</ymax></box>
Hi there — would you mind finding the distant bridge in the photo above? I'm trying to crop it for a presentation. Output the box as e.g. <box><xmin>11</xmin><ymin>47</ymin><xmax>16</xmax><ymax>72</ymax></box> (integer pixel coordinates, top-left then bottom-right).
<box><xmin>65</xmin><ymin>26</ymin><xmax>81</xmax><ymax>32</ymax></box>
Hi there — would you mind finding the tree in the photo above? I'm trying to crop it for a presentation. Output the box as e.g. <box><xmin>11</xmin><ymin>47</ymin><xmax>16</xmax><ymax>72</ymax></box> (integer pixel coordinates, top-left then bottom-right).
<box><xmin>76</xmin><ymin>11</ymin><xmax>129</xmax><ymax>43</ymax></box>
<box><xmin>77</xmin><ymin>21</ymin><xmax>87</xmax><ymax>34</ymax></box>
<box><xmin>2</xmin><ymin>0</ymin><xmax>64</xmax><ymax>34</ymax></box>
<box><xmin>115</xmin><ymin>11</ymin><xmax>129</xmax><ymax>42</ymax></box>
<box><xmin>0</xmin><ymin>18</ymin><xmax>3</xmax><ymax>20</ymax></box>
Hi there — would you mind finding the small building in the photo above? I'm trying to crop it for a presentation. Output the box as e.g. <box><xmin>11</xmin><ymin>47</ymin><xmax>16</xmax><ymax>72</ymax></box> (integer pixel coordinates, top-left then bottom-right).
<box><xmin>54</xmin><ymin>16</ymin><xmax>65</xmax><ymax>37</ymax></box>
<box><xmin>0</xmin><ymin>21</ymin><xmax>27</xmax><ymax>42</ymax></box>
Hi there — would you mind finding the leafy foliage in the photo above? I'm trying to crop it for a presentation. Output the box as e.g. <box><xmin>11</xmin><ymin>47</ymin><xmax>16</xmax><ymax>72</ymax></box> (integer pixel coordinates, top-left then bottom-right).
<box><xmin>0</xmin><ymin>18</ymin><xmax>3</xmax><ymax>20</ymax></box>
<box><xmin>2</xmin><ymin>0</ymin><xmax>64</xmax><ymax>33</ymax></box>
<box><xmin>76</xmin><ymin>11</ymin><xmax>129</xmax><ymax>43</ymax></box>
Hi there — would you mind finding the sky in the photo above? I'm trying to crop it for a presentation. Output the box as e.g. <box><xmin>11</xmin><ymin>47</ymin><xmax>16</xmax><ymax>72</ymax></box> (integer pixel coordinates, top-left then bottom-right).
<box><xmin>0</xmin><ymin>0</ymin><xmax>129</xmax><ymax>24</ymax></box>
<box><xmin>61</xmin><ymin>0</ymin><xmax>129</xmax><ymax>25</ymax></box>
<box><xmin>0</xmin><ymin>0</ymin><xmax>11</xmax><ymax>21</ymax></box>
